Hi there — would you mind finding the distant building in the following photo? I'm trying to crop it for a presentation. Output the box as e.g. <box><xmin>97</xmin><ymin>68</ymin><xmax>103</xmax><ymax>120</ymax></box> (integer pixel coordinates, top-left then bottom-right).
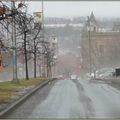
<box><xmin>112</xmin><ymin>22</ymin><xmax>120</xmax><ymax>32</ymax></box>
<box><xmin>89</xmin><ymin>12</ymin><xmax>100</xmax><ymax>32</ymax></box>
<box><xmin>81</xmin><ymin>12</ymin><xmax>120</xmax><ymax>73</ymax></box>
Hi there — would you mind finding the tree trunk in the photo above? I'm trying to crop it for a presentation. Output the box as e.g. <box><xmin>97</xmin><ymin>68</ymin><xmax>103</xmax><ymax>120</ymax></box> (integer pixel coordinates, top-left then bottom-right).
<box><xmin>34</xmin><ymin>48</ymin><xmax>37</xmax><ymax>78</ymax></box>
<box><xmin>24</xmin><ymin>31</ymin><xmax>29</xmax><ymax>80</ymax></box>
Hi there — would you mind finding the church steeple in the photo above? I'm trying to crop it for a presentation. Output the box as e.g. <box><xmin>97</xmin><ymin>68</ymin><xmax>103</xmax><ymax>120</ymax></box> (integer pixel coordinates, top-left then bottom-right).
<box><xmin>88</xmin><ymin>11</ymin><xmax>100</xmax><ymax>32</ymax></box>
<box><xmin>90</xmin><ymin>11</ymin><xmax>96</xmax><ymax>23</ymax></box>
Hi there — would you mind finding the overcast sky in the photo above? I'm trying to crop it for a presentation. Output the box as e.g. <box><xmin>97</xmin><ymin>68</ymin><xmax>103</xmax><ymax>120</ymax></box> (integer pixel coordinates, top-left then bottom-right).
<box><xmin>26</xmin><ymin>1</ymin><xmax>120</xmax><ymax>18</ymax></box>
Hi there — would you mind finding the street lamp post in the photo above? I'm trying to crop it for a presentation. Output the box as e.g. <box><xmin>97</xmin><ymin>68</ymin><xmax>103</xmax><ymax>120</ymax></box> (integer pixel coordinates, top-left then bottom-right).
<box><xmin>41</xmin><ymin>0</ymin><xmax>46</xmax><ymax>77</ymax></box>
<box><xmin>87</xmin><ymin>16</ymin><xmax>92</xmax><ymax>78</ymax></box>
<box><xmin>11</xmin><ymin>0</ymin><xmax>18</xmax><ymax>83</ymax></box>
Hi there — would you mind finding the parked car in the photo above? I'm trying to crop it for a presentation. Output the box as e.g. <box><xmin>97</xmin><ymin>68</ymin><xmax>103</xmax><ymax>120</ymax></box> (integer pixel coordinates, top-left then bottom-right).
<box><xmin>86</xmin><ymin>72</ymin><xmax>95</xmax><ymax>79</ymax></box>
<box><xmin>70</xmin><ymin>74</ymin><xmax>77</xmax><ymax>80</ymax></box>
<box><xmin>57</xmin><ymin>75</ymin><xmax>65</xmax><ymax>80</ymax></box>
<box><xmin>95</xmin><ymin>68</ymin><xmax>115</xmax><ymax>79</ymax></box>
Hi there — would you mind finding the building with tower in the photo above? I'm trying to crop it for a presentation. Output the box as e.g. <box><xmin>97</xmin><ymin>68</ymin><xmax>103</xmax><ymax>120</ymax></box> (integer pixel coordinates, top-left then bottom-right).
<box><xmin>81</xmin><ymin>12</ymin><xmax>120</xmax><ymax>74</ymax></box>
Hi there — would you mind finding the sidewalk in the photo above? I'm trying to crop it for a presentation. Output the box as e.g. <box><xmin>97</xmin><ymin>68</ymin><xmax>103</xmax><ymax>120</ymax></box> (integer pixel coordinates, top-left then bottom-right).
<box><xmin>91</xmin><ymin>77</ymin><xmax>120</xmax><ymax>91</ymax></box>
<box><xmin>96</xmin><ymin>77</ymin><xmax>120</xmax><ymax>84</ymax></box>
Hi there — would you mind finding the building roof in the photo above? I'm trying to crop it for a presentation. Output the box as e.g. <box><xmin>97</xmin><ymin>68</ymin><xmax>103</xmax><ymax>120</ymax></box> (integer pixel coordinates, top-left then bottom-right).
<box><xmin>90</xmin><ymin>12</ymin><xmax>96</xmax><ymax>23</ymax></box>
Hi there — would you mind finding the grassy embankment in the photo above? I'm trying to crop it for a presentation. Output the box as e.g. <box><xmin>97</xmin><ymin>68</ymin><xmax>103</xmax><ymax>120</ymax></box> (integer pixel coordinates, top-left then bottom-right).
<box><xmin>0</xmin><ymin>77</ymin><xmax>47</xmax><ymax>104</ymax></box>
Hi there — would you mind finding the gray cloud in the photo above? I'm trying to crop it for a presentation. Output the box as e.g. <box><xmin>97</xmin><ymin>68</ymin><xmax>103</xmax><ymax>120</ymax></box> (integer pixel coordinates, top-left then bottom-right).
<box><xmin>26</xmin><ymin>1</ymin><xmax>120</xmax><ymax>18</ymax></box>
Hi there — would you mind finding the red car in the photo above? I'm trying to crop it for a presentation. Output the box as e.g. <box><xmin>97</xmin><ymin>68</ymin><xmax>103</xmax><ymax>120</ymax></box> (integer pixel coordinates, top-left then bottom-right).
<box><xmin>57</xmin><ymin>75</ymin><xmax>65</xmax><ymax>80</ymax></box>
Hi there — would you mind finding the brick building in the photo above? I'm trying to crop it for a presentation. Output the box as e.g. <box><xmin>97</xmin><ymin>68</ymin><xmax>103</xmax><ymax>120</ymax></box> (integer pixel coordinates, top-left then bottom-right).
<box><xmin>81</xmin><ymin>12</ymin><xmax>120</xmax><ymax>73</ymax></box>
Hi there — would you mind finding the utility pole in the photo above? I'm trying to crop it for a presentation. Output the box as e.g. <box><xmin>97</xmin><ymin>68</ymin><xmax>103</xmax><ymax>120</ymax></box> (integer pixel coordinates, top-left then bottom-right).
<box><xmin>87</xmin><ymin>16</ymin><xmax>92</xmax><ymax>78</ymax></box>
<box><xmin>11</xmin><ymin>0</ymin><xmax>18</xmax><ymax>83</ymax></box>
<box><xmin>41</xmin><ymin>0</ymin><xmax>46</xmax><ymax>77</ymax></box>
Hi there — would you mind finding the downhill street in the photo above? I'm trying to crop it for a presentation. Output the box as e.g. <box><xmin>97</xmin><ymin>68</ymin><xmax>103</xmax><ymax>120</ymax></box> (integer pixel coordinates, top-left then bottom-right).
<box><xmin>6</xmin><ymin>79</ymin><xmax>120</xmax><ymax>118</ymax></box>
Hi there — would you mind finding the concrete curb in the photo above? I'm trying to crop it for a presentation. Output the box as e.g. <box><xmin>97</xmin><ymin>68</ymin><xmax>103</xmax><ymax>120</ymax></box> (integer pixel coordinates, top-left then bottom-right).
<box><xmin>0</xmin><ymin>79</ymin><xmax>51</xmax><ymax>118</ymax></box>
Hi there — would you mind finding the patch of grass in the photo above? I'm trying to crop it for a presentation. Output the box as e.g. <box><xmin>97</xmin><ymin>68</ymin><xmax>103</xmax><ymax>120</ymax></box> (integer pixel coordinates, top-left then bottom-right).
<box><xmin>0</xmin><ymin>77</ymin><xmax>47</xmax><ymax>104</ymax></box>
<box><xmin>0</xmin><ymin>81</ymin><xmax>19</xmax><ymax>91</ymax></box>
<box><xmin>0</xmin><ymin>91</ymin><xmax>17</xmax><ymax>104</ymax></box>
<box><xmin>19</xmin><ymin>77</ymin><xmax>47</xmax><ymax>87</ymax></box>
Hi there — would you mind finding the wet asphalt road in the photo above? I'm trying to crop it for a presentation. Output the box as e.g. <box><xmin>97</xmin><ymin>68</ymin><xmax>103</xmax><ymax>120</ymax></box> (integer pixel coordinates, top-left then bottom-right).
<box><xmin>5</xmin><ymin>79</ymin><xmax>120</xmax><ymax>118</ymax></box>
